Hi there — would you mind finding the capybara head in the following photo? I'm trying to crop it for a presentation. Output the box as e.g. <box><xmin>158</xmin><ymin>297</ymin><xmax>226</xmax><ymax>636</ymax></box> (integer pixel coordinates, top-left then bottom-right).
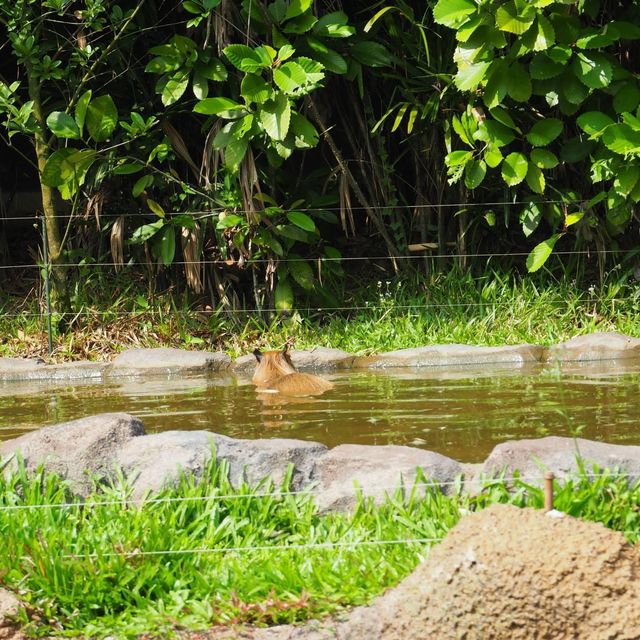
<box><xmin>252</xmin><ymin>346</ymin><xmax>297</xmax><ymax>386</ymax></box>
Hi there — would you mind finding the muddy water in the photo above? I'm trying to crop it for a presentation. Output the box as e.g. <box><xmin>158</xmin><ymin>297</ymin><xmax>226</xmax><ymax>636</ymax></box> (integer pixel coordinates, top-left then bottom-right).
<box><xmin>2</xmin><ymin>361</ymin><xmax>640</xmax><ymax>463</ymax></box>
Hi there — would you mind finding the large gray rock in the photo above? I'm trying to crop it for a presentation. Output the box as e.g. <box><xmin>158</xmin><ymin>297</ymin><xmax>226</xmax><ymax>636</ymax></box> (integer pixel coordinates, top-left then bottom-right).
<box><xmin>546</xmin><ymin>331</ymin><xmax>640</xmax><ymax>362</ymax></box>
<box><xmin>108</xmin><ymin>348</ymin><xmax>232</xmax><ymax>376</ymax></box>
<box><xmin>115</xmin><ymin>431</ymin><xmax>327</xmax><ymax>498</ymax></box>
<box><xmin>1</xmin><ymin>413</ymin><xmax>144</xmax><ymax>494</ymax></box>
<box><xmin>312</xmin><ymin>444</ymin><xmax>462</xmax><ymax>512</ymax></box>
<box><xmin>483</xmin><ymin>436</ymin><xmax>640</xmax><ymax>483</ymax></box>
<box><xmin>233</xmin><ymin>347</ymin><xmax>354</xmax><ymax>373</ymax></box>
<box><xmin>353</xmin><ymin>344</ymin><xmax>543</xmax><ymax>368</ymax></box>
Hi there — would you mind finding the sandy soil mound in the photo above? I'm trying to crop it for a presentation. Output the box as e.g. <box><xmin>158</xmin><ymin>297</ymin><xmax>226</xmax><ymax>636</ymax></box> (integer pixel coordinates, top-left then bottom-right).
<box><xmin>343</xmin><ymin>503</ymin><xmax>640</xmax><ymax>639</ymax></box>
<box><xmin>191</xmin><ymin>504</ymin><xmax>640</xmax><ymax>639</ymax></box>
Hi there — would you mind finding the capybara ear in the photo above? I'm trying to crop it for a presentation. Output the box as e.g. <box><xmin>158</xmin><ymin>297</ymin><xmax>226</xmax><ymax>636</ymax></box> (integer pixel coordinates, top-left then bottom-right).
<box><xmin>253</xmin><ymin>348</ymin><xmax>262</xmax><ymax>362</ymax></box>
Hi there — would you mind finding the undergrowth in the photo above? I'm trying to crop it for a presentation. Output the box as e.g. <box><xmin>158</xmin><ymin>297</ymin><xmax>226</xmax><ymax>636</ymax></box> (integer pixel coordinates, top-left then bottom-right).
<box><xmin>1</xmin><ymin>266</ymin><xmax>640</xmax><ymax>362</ymax></box>
<box><xmin>1</xmin><ymin>456</ymin><xmax>639</xmax><ymax>638</ymax></box>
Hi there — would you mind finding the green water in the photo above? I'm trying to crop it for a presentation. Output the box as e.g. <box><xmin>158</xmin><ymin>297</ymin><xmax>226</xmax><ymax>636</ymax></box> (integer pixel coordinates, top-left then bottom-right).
<box><xmin>2</xmin><ymin>361</ymin><xmax>640</xmax><ymax>462</ymax></box>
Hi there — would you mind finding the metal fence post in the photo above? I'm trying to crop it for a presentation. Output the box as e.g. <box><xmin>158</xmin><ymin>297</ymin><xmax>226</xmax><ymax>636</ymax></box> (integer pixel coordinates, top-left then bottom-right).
<box><xmin>41</xmin><ymin>215</ymin><xmax>53</xmax><ymax>356</ymax></box>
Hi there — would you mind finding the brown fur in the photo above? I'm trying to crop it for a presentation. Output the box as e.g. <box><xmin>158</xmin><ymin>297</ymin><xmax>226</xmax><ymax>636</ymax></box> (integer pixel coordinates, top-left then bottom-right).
<box><xmin>252</xmin><ymin>348</ymin><xmax>334</xmax><ymax>396</ymax></box>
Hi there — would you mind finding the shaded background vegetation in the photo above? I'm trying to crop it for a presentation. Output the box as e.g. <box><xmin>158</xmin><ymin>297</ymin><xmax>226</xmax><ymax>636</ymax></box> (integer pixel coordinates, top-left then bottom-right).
<box><xmin>1</xmin><ymin>0</ymin><xmax>640</xmax><ymax>355</ymax></box>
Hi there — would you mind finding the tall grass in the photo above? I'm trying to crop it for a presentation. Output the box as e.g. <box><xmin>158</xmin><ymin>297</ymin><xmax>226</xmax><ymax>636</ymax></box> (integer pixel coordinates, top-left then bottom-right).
<box><xmin>2</xmin><ymin>267</ymin><xmax>640</xmax><ymax>361</ymax></box>
<box><xmin>1</xmin><ymin>457</ymin><xmax>640</xmax><ymax>638</ymax></box>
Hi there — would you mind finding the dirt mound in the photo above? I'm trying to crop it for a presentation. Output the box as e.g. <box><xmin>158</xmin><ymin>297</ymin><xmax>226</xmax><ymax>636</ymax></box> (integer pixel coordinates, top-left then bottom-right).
<box><xmin>344</xmin><ymin>503</ymin><xmax>640</xmax><ymax>639</ymax></box>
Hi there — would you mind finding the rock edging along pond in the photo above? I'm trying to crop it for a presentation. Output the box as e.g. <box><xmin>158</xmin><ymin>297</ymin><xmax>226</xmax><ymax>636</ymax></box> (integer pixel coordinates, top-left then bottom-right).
<box><xmin>3</xmin><ymin>413</ymin><xmax>640</xmax><ymax>511</ymax></box>
<box><xmin>2</xmin><ymin>331</ymin><xmax>640</xmax><ymax>381</ymax></box>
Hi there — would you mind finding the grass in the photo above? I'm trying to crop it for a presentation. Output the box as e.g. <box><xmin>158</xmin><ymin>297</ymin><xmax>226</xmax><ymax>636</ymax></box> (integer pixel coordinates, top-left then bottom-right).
<box><xmin>1</xmin><ymin>265</ymin><xmax>640</xmax><ymax>361</ymax></box>
<box><xmin>1</xmin><ymin>456</ymin><xmax>640</xmax><ymax>638</ymax></box>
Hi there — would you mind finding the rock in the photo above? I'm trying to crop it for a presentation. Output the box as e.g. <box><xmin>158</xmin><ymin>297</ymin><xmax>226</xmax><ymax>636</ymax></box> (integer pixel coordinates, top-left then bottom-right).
<box><xmin>546</xmin><ymin>331</ymin><xmax>640</xmax><ymax>362</ymax></box>
<box><xmin>0</xmin><ymin>588</ymin><xmax>20</xmax><ymax>625</ymax></box>
<box><xmin>312</xmin><ymin>444</ymin><xmax>462</xmax><ymax>512</ymax></box>
<box><xmin>114</xmin><ymin>431</ymin><xmax>222</xmax><ymax>498</ymax></box>
<box><xmin>482</xmin><ymin>436</ymin><xmax>640</xmax><ymax>483</ymax></box>
<box><xmin>340</xmin><ymin>504</ymin><xmax>640</xmax><ymax>639</ymax></box>
<box><xmin>115</xmin><ymin>431</ymin><xmax>327</xmax><ymax>498</ymax></box>
<box><xmin>353</xmin><ymin>344</ymin><xmax>543</xmax><ymax>368</ymax></box>
<box><xmin>108</xmin><ymin>348</ymin><xmax>232</xmax><ymax>376</ymax></box>
<box><xmin>0</xmin><ymin>357</ymin><xmax>46</xmax><ymax>381</ymax></box>
<box><xmin>222</xmin><ymin>437</ymin><xmax>328</xmax><ymax>489</ymax></box>
<box><xmin>233</xmin><ymin>348</ymin><xmax>354</xmax><ymax>374</ymax></box>
<box><xmin>1</xmin><ymin>413</ymin><xmax>145</xmax><ymax>494</ymax></box>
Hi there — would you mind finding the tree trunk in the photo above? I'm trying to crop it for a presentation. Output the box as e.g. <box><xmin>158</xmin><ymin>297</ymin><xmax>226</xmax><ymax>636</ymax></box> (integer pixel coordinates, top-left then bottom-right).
<box><xmin>27</xmin><ymin>69</ymin><xmax>68</xmax><ymax>306</ymax></box>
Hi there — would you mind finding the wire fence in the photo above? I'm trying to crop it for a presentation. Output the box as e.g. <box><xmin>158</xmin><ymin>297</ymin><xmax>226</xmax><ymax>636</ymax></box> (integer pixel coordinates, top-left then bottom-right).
<box><xmin>1</xmin><ymin>470</ymin><xmax>639</xmax><ymax>559</ymax></box>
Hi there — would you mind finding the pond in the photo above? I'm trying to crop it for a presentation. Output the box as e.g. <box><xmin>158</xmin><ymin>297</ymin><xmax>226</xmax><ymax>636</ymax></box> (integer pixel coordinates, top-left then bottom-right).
<box><xmin>2</xmin><ymin>360</ymin><xmax>640</xmax><ymax>463</ymax></box>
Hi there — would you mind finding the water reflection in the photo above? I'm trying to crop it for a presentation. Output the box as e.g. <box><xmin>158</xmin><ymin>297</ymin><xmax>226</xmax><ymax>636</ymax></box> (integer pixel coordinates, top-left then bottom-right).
<box><xmin>2</xmin><ymin>360</ymin><xmax>640</xmax><ymax>462</ymax></box>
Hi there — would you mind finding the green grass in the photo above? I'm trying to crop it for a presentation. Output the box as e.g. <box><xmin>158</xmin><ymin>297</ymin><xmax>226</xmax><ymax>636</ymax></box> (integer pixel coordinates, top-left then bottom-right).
<box><xmin>1</xmin><ymin>266</ymin><xmax>640</xmax><ymax>361</ymax></box>
<box><xmin>1</xmin><ymin>456</ymin><xmax>640</xmax><ymax>638</ymax></box>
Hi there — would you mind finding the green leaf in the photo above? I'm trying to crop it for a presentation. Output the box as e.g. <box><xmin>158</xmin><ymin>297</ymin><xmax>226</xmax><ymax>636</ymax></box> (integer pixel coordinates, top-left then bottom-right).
<box><xmin>533</xmin><ymin>14</ymin><xmax>555</xmax><ymax>51</ymax></box>
<box><xmin>130</xmin><ymin>220</ymin><xmax>163</xmax><ymax>244</ymax></box>
<box><xmin>446</xmin><ymin>150</ymin><xmax>473</xmax><ymax>166</ymax></box>
<box><xmin>529</xmin><ymin>53</ymin><xmax>564</xmax><ymax>80</ymax></box>
<box><xmin>350</xmin><ymin>41</ymin><xmax>392</xmax><ymax>68</ymax></box>
<box><xmin>283</xmin><ymin>14</ymin><xmax>317</xmax><ymax>34</ymax></box>
<box><xmin>304</xmin><ymin>38</ymin><xmax>346</xmax><ymax>74</ymax></box>
<box><xmin>41</xmin><ymin>148</ymin><xmax>95</xmax><ymax>188</ymax></box>
<box><xmin>162</xmin><ymin>71</ymin><xmax>190</xmax><ymax>106</ymax></box>
<box><xmin>520</xmin><ymin>200</ymin><xmax>542</xmax><ymax>237</ymax></box>
<box><xmin>525</xmin><ymin>118</ymin><xmax>563</xmax><ymax>146</ymax></box>
<box><xmin>285</xmin><ymin>0</ymin><xmax>311</xmax><ymax>20</ymax></box>
<box><xmin>613</xmin><ymin>83</ymin><xmax>640</xmax><ymax>114</ymax></box>
<box><xmin>495</xmin><ymin>1</ymin><xmax>535</xmax><ymax>34</ymax></box>
<box><xmin>258</xmin><ymin>93</ymin><xmax>291</xmax><ymax>141</ymax></box>
<box><xmin>559</xmin><ymin>71</ymin><xmax>589</xmax><ymax>105</ymax></box>
<box><xmin>614</xmin><ymin>166</ymin><xmax>640</xmax><ymax>197</ymax></box>
<box><xmin>287</xmin><ymin>210</ymin><xmax>316</xmax><ymax>232</ymax></box>
<box><xmin>602</xmin><ymin>124</ymin><xmax>640</xmax><ymax>156</ymax></box>
<box><xmin>483</xmin><ymin>60</ymin><xmax>508</xmax><ymax>108</ymax></box>
<box><xmin>132</xmin><ymin>174</ymin><xmax>153</xmax><ymax>198</ymax></box>
<box><xmin>484</xmin><ymin>145</ymin><xmax>503</xmax><ymax>168</ymax></box>
<box><xmin>223</xmin><ymin>45</ymin><xmax>262</xmax><ymax>71</ymax></box>
<box><xmin>146</xmin><ymin>199</ymin><xmax>165</xmax><ymax>217</ymax></box>
<box><xmin>216</xmin><ymin>214</ymin><xmax>243</xmax><ymax>229</ymax></box>
<box><xmin>507</xmin><ymin>63</ymin><xmax>532</xmax><ymax>102</ymax></box>
<box><xmin>273</xmin><ymin>61</ymin><xmax>308</xmax><ymax>94</ymax></box>
<box><xmin>525</xmin><ymin>162</ymin><xmax>545</xmax><ymax>194</ymax></box>
<box><xmin>158</xmin><ymin>225</ymin><xmax>176</xmax><ymax>266</ymax></box>
<box><xmin>194</xmin><ymin>96</ymin><xmax>243</xmax><ymax>116</ymax></box>
<box><xmin>530</xmin><ymin>148</ymin><xmax>558</xmax><ymax>169</ymax></box>
<box><xmin>275</xmin><ymin>224</ymin><xmax>310</xmax><ymax>242</ymax></box>
<box><xmin>86</xmin><ymin>95</ymin><xmax>118</xmax><ymax>142</ymax></box>
<box><xmin>290</xmin><ymin>112</ymin><xmax>318</xmax><ymax>148</ymax></box>
<box><xmin>464</xmin><ymin>159</ymin><xmax>486</xmax><ymax>189</ymax></box>
<box><xmin>145</xmin><ymin>57</ymin><xmax>181</xmax><ymax>74</ymax></box>
<box><xmin>224</xmin><ymin>136</ymin><xmax>248</xmax><ymax>170</ymax></box>
<box><xmin>526</xmin><ymin>234</ymin><xmax>561</xmax><ymax>272</ymax></box>
<box><xmin>275</xmin><ymin>278</ymin><xmax>294</xmax><ymax>311</ymax></box>
<box><xmin>474</xmin><ymin>120</ymin><xmax>515</xmax><ymax>147</ymax></box>
<box><xmin>501</xmin><ymin>152</ymin><xmax>528</xmax><ymax>186</ymax></box>
<box><xmin>313</xmin><ymin>11</ymin><xmax>355</xmax><ymax>38</ymax></box>
<box><xmin>197</xmin><ymin>58</ymin><xmax>228</xmax><ymax>81</ymax></box>
<box><xmin>113</xmin><ymin>162</ymin><xmax>144</xmax><ymax>175</ymax></box>
<box><xmin>565</xmin><ymin>211</ymin><xmax>584</xmax><ymax>227</ymax></box>
<box><xmin>74</xmin><ymin>90</ymin><xmax>92</xmax><ymax>134</ymax></box>
<box><xmin>573</xmin><ymin>52</ymin><xmax>612</xmax><ymax>89</ymax></box>
<box><xmin>433</xmin><ymin>0</ymin><xmax>477</xmax><ymax>28</ymax></box>
<box><xmin>576</xmin><ymin>111</ymin><xmax>615</xmax><ymax>138</ymax></box>
<box><xmin>192</xmin><ymin>73</ymin><xmax>208</xmax><ymax>100</ymax></box>
<box><xmin>46</xmin><ymin>111</ymin><xmax>81</xmax><ymax>139</ymax></box>
<box><xmin>489</xmin><ymin>106</ymin><xmax>518</xmax><ymax>131</ymax></box>
<box><xmin>455</xmin><ymin>61</ymin><xmax>490</xmax><ymax>91</ymax></box>
<box><xmin>289</xmin><ymin>258</ymin><xmax>315</xmax><ymax>289</ymax></box>
<box><xmin>241</xmin><ymin>74</ymin><xmax>273</xmax><ymax>104</ymax></box>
